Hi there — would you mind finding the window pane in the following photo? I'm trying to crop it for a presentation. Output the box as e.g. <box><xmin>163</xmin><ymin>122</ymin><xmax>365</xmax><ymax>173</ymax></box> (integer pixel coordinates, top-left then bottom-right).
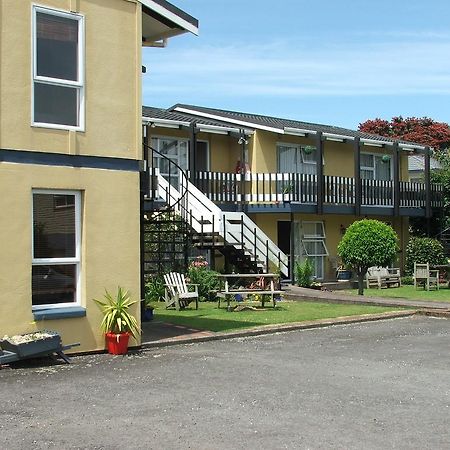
<box><xmin>33</xmin><ymin>193</ymin><xmax>76</xmax><ymax>258</ymax></box>
<box><xmin>36</xmin><ymin>12</ymin><xmax>78</xmax><ymax>81</ymax></box>
<box><xmin>34</xmin><ymin>83</ymin><xmax>78</xmax><ymax>126</ymax></box>
<box><xmin>375</xmin><ymin>155</ymin><xmax>391</xmax><ymax>181</ymax></box>
<box><xmin>361</xmin><ymin>154</ymin><xmax>374</xmax><ymax>167</ymax></box>
<box><xmin>32</xmin><ymin>264</ymin><xmax>77</xmax><ymax>306</ymax></box>
<box><xmin>361</xmin><ymin>169</ymin><xmax>374</xmax><ymax>180</ymax></box>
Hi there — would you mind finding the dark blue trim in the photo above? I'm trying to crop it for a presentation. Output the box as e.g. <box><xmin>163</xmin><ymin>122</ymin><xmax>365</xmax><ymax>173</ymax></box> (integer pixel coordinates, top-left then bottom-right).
<box><xmin>0</xmin><ymin>149</ymin><xmax>140</xmax><ymax>172</ymax></box>
<box><xmin>33</xmin><ymin>306</ymin><xmax>86</xmax><ymax>321</ymax></box>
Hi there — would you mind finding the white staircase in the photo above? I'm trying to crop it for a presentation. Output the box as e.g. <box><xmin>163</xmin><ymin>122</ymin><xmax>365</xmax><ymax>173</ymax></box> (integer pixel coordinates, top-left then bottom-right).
<box><xmin>156</xmin><ymin>170</ymin><xmax>289</xmax><ymax>276</ymax></box>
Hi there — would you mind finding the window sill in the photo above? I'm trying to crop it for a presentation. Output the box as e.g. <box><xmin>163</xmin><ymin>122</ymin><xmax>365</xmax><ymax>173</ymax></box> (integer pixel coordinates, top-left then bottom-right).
<box><xmin>33</xmin><ymin>306</ymin><xmax>86</xmax><ymax>321</ymax></box>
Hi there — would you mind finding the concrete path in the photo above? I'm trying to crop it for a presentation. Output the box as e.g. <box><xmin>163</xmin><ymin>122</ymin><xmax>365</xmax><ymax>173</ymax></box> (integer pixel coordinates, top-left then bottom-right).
<box><xmin>1</xmin><ymin>316</ymin><xmax>449</xmax><ymax>449</ymax></box>
<box><xmin>283</xmin><ymin>284</ymin><xmax>450</xmax><ymax>310</ymax></box>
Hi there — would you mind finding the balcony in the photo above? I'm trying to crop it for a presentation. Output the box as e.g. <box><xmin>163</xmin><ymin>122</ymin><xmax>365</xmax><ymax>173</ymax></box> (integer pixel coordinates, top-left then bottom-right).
<box><xmin>193</xmin><ymin>172</ymin><xmax>443</xmax><ymax>215</ymax></box>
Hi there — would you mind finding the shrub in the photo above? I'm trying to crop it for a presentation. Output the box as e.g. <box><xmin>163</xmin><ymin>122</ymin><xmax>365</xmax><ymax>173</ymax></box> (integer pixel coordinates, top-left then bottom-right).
<box><xmin>338</xmin><ymin>219</ymin><xmax>398</xmax><ymax>295</ymax></box>
<box><xmin>405</xmin><ymin>237</ymin><xmax>446</xmax><ymax>275</ymax></box>
<box><xmin>295</xmin><ymin>259</ymin><xmax>314</xmax><ymax>288</ymax></box>
<box><xmin>187</xmin><ymin>256</ymin><xmax>220</xmax><ymax>301</ymax></box>
<box><xmin>401</xmin><ymin>276</ymin><xmax>414</xmax><ymax>285</ymax></box>
<box><xmin>144</xmin><ymin>275</ymin><xmax>165</xmax><ymax>305</ymax></box>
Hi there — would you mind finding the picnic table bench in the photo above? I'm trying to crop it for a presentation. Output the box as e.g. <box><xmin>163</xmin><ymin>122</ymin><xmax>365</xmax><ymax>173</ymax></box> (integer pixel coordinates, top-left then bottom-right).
<box><xmin>217</xmin><ymin>273</ymin><xmax>282</xmax><ymax>310</ymax></box>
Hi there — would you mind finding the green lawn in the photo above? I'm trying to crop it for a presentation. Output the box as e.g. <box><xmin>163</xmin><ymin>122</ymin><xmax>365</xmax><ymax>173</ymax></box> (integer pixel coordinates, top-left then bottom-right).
<box><xmin>344</xmin><ymin>285</ymin><xmax>450</xmax><ymax>303</ymax></box>
<box><xmin>151</xmin><ymin>301</ymin><xmax>402</xmax><ymax>333</ymax></box>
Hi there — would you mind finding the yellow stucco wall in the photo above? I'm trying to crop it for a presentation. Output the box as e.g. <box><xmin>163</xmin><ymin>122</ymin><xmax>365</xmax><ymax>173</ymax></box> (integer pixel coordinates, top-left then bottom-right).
<box><xmin>249</xmin><ymin>213</ymin><xmax>408</xmax><ymax>280</ymax></box>
<box><xmin>147</xmin><ymin>126</ymin><xmax>241</xmax><ymax>172</ymax></box>
<box><xmin>0</xmin><ymin>0</ymin><xmax>143</xmax><ymax>353</ymax></box>
<box><xmin>250</xmin><ymin>130</ymin><xmax>409</xmax><ymax>180</ymax></box>
<box><xmin>0</xmin><ymin>163</ymin><xmax>141</xmax><ymax>353</ymax></box>
<box><xmin>0</xmin><ymin>0</ymin><xmax>142</xmax><ymax>160</ymax></box>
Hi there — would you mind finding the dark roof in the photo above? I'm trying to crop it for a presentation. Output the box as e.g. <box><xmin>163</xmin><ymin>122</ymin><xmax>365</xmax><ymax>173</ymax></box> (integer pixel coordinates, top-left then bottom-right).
<box><xmin>147</xmin><ymin>0</ymin><xmax>198</xmax><ymax>28</ymax></box>
<box><xmin>142</xmin><ymin>106</ymin><xmax>250</xmax><ymax>130</ymax></box>
<box><xmin>169</xmin><ymin>104</ymin><xmax>424</xmax><ymax>147</ymax></box>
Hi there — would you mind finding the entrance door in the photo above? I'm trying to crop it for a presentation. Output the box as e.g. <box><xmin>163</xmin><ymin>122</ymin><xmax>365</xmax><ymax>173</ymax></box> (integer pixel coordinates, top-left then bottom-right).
<box><xmin>277</xmin><ymin>221</ymin><xmax>294</xmax><ymax>279</ymax></box>
<box><xmin>196</xmin><ymin>141</ymin><xmax>209</xmax><ymax>172</ymax></box>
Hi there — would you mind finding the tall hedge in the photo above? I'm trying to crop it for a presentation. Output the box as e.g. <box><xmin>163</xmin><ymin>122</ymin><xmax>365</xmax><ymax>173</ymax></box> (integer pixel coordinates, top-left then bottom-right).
<box><xmin>405</xmin><ymin>237</ymin><xmax>446</xmax><ymax>275</ymax></box>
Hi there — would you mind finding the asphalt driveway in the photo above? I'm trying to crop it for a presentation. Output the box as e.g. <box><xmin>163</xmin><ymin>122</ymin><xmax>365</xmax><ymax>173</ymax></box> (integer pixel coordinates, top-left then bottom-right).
<box><xmin>1</xmin><ymin>316</ymin><xmax>449</xmax><ymax>449</ymax></box>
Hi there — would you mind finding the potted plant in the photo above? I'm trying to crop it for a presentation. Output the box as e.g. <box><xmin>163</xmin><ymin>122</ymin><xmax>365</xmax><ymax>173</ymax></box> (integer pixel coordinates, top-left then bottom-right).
<box><xmin>142</xmin><ymin>301</ymin><xmax>154</xmax><ymax>322</ymax></box>
<box><xmin>94</xmin><ymin>287</ymin><xmax>140</xmax><ymax>355</ymax></box>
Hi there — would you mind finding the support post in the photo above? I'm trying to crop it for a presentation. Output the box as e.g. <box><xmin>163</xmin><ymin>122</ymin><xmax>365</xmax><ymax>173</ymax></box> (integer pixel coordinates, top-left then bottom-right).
<box><xmin>393</xmin><ymin>142</ymin><xmax>400</xmax><ymax>216</ymax></box>
<box><xmin>425</xmin><ymin>146</ymin><xmax>432</xmax><ymax>231</ymax></box>
<box><xmin>239</xmin><ymin>131</ymin><xmax>248</xmax><ymax>213</ymax></box>
<box><xmin>354</xmin><ymin>137</ymin><xmax>361</xmax><ymax>216</ymax></box>
<box><xmin>189</xmin><ymin>123</ymin><xmax>197</xmax><ymax>184</ymax></box>
<box><xmin>289</xmin><ymin>212</ymin><xmax>295</xmax><ymax>282</ymax></box>
<box><xmin>316</xmin><ymin>132</ymin><xmax>324</xmax><ymax>215</ymax></box>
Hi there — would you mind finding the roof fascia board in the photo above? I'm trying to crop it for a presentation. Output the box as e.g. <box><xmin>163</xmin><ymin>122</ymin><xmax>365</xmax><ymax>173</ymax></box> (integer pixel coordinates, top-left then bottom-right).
<box><xmin>284</xmin><ymin>127</ymin><xmax>317</xmax><ymax>137</ymax></box>
<box><xmin>399</xmin><ymin>143</ymin><xmax>426</xmax><ymax>152</ymax></box>
<box><xmin>174</xmin><ymin>107</ymin><xmax>284</xmax><ymax>134</ymax></box>
<box><xmin>361</xmin><ymin>138</ymin><xmax>393</xmax><ymax>147</ymax></box>
<box><xmin>142</xmin><ymin>117</ymin><xmax>191</xmax><ymax>128</ymax></box>
<box><xmin>323</xmin><ymin>132</ymin><xmax>355</xmax><ymax>142</ymax></box>
<box><xmin>140</xmin><ymin>0</ymin><xmax>199</xmax><ymax>35</ymax></box>
<box><xmin>196</xmin><ymin>124</ymin><xmax>242</xmax><ymax>135</ymax></box>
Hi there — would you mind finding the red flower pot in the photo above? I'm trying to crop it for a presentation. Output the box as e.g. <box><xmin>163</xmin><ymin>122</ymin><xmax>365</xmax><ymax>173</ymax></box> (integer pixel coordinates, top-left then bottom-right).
<box><xmin>105</xmin><ymin>332</ymin><xmax>130</xmax><ymax>355</ymax></box>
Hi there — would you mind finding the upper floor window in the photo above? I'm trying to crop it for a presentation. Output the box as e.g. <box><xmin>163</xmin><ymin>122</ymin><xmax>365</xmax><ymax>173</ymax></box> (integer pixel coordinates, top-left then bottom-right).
<box><xmin>32</xmin><ymin>6</ymin><xmax>84</xmax><ymax>130</ymax></box>
<box><xmin>360</xmin><ymin>153</ymin><xmax>391</xmax><ymax>181</ymax></box>
<box><xmin>277</xmin><ymin>144</ymin><xmax>317</xmax><ymax>175</ymax></box>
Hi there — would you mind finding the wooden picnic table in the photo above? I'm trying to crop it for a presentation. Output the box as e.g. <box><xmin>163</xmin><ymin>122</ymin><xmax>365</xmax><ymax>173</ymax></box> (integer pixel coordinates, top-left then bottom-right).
<box><xmin>217</xmin><ymin>273</ymin><xmax>282</xmax><ymax>310</ymax></box>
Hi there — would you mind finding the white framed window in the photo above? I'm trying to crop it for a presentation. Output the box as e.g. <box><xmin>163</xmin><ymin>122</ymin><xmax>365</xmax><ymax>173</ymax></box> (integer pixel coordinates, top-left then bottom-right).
<box><xmin>32</xmin><ymin>190</ymin><xmax>81</xmax><ymax>309</ymax></box>
<box><xmin>302</xmin><ymin>221</ymin><xmax>326</xmax><ymax>239</ymax></box>
<box><xmin>360</xmin><ymin>153</ymin><xmax>391</xmax><ymax>181</ymax></box>
<box><xmin>32</xmin><ymin>6</ymin><xmax>84</xmax><ymax>131</ymax></box>
<box><xmin>277</xmin><ymin>143</ymin><xmax>318</xmax><ymax>175</ymax></box>
<box><xmin>151</xmin><ymin>136</ymin><xmax>189</xmax><ymax>188</ymax></box>
<box><xmin>300</xmin><ymin>221</ymin><xmax>328</xmax><ymax>279</ymax></box>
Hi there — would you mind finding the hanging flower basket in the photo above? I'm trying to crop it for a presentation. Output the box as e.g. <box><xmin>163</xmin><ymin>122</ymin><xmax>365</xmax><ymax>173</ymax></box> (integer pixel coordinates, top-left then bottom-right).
<box><xmin>303</xmin><ymin>146</ymin><xmax>315</xmax><ymax>155</ymax></box>
<box><xmin>381</xmin><ymin>154</ymin><xmax>391</xmax><ymax>163</ymax></box>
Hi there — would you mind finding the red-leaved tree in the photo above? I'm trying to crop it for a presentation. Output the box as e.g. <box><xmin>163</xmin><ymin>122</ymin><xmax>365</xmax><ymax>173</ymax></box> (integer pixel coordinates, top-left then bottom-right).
<box><xmin>359</xmin><ymin>117</ymin><xmax>450</xmax><ymax>152</ymax></box>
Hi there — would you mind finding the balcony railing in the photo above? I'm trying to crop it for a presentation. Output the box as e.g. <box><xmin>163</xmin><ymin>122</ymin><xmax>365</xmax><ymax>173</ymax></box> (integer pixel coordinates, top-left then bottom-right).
<box><xmin>194</xmin><ymin>172</ymin><xmax>444</xmax><ymax>209</ymax></box>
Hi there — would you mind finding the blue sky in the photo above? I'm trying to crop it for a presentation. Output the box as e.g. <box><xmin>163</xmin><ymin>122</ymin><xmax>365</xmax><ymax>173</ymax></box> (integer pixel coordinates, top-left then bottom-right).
<box><xmin>142</xmin><ymin>0</ymin><xmax>450</xmax><ymax>130</ymax></box>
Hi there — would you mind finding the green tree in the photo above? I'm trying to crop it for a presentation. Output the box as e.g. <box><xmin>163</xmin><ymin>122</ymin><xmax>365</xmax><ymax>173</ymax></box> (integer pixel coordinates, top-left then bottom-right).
<box><xmin>405</xmin><ymin>237</ymin><xmax>446</xmax><ymax>275</ymax></box>
<box><xmin>338</xmin><ymin>219</ymin><xmax>398</xmax><ymax>295</ymax></box>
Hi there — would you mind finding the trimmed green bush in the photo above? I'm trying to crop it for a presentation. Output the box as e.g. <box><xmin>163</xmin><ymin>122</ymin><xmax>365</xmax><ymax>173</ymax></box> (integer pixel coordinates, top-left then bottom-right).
<box><xmin>405</xmin><ymin>237</ymin><xmax>446</xmax><ymax>275</ymax></box>
<box><xmin>338</xmin><ymin>219</ymin><xmax>398</xmax><ymax>295</ymax></box>
<box><xmin>295</xmin><ymin>259</ymin><xmax>314</xmax><ymax>288</ymax></box>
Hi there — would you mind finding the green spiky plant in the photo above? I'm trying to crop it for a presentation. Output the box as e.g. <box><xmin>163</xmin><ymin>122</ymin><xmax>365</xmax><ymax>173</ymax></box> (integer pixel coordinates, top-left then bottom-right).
<box><xmin>94</xmin><ymin>287</ymin><xmax>140</xmax><ymax>338</ymax></box>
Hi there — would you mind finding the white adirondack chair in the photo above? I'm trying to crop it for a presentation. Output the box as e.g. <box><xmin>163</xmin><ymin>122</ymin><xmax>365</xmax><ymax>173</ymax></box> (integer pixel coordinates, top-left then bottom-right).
<box><xmin>163</xmin><ymin>272</ymin><xmax>199</xmax><ymax>310</ymax></box>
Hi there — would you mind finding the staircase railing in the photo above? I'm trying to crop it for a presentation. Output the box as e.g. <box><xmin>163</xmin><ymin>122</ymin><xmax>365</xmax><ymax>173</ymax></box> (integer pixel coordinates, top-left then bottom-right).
<box><xmin>164</xmin><ymin>169</ymin><xmax>289</xmax><ymax>275</ymax></box>
<box><xmin>142</xmin><ymin>141</ymin><xmax>189</xmax><ymax>219</ymax></box>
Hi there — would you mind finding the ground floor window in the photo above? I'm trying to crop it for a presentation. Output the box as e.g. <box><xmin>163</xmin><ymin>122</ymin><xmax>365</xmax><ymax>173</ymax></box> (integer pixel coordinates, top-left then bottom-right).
<box><xmin>293</xmin><ymin>221</ymin><xmax>328</xmax><ymax>280</ymax></box>
<box><xmin>32</xmin><ymin>190</ymin><xmax>81</xmax><ymax>308</ymax></box>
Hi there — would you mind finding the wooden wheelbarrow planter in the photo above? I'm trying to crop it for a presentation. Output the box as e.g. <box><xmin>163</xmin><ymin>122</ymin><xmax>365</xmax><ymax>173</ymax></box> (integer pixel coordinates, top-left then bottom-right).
<box><xmin>0</xmin><ymin>332</ymin><xmax>80</xmax><ymax>366</ymax></box>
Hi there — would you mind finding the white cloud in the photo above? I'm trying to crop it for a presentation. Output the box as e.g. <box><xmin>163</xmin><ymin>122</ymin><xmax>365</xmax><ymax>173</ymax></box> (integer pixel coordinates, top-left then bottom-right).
<box><xmin>142</xmin><ymin>35</ymin><xmax>450</xmax><ymax>105</ymax></box>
